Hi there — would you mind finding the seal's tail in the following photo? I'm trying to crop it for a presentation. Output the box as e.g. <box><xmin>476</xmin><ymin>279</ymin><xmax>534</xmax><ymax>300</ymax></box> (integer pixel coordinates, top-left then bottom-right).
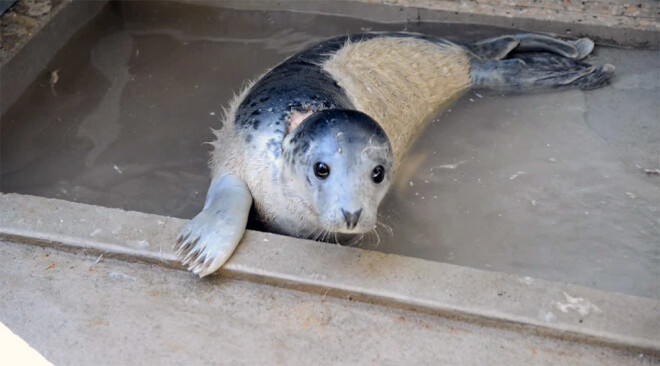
<box><xmin>468</xmin><ymin>33</ymin><xmax>615</xmax><ymax>92</ymax></box>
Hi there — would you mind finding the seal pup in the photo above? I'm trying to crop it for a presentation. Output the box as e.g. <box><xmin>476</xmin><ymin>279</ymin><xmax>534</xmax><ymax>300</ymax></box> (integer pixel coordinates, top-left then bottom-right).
<box><xmin>175</xmin><ymin>32</ymin><xmax>614</xmax><ymax>277</ymax></box>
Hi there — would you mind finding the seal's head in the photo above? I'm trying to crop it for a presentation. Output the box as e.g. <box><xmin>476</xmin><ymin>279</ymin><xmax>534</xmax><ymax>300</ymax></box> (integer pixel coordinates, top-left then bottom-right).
<box><xmin>282</xmin><ymin>109</ymin><xmax>393</xmax><ymax>235</ymax></box>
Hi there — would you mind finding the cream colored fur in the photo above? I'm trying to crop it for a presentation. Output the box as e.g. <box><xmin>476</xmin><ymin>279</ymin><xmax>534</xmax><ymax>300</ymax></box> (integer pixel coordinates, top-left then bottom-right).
<box><xmin>322</xmin><ymin>37</ymin><xmax>472</xmax><ymax>166</ymax></box>
<box><xmin>210</xmin><ymin>78</ymin><xmax>259</xmax><ymax>179</ymax></box>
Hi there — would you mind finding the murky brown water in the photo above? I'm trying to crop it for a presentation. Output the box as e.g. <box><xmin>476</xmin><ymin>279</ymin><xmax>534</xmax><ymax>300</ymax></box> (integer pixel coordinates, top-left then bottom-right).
<box><xmin>2</xmin><ymin>2</ymin><xmax>658</xmax><ymax>298</ymax></box>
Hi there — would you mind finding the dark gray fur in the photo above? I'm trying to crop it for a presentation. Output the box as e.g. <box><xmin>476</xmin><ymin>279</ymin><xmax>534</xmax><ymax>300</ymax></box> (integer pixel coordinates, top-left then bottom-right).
<box><xmin>283</xmin><ymin>109</ymin><xmax>392</xmax><ymax>170</ymax></box>
<box><xmin>233</xmin><ymin>32</ymin><xmax>453</xmax><ymax>146</ymax></box>
<box><xmin>235</xmin><ymin>32</ymin><xmax>613</xmax><ymax>151</ymax></box>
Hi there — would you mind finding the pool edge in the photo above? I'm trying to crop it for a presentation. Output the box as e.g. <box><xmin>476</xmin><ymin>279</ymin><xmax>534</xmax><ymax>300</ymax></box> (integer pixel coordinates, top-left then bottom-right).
<box><xmin>1</xmin><ymin>192</ymin><xmax>658</xmax><ymax>355</ymax></box>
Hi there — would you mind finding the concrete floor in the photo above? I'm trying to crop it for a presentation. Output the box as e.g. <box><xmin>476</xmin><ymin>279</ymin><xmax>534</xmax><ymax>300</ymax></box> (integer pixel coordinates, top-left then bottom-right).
<box><xmin>1</xmin><ymin>241</ymin><xmax>657</xmax><ymax>365</ymax></box>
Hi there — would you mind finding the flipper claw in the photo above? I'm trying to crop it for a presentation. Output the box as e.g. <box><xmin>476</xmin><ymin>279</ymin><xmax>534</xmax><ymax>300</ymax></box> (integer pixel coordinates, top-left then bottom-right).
<box><xmin>174</xmin><ymin>175</ymin><xmax>252</xmax><ymax>277</ymax></box>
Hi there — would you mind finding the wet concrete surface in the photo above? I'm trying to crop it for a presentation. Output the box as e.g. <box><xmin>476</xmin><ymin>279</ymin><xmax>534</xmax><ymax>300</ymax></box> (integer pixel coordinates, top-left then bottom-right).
<box><xmin>2</xmin><ymin>241</ymin><xmax>658</xmax><ymax>365</ymax></box>
<box><xmin>1</xmin><ymin>2</ymin><xmax>658</xmax><ymax>298</ymax></box>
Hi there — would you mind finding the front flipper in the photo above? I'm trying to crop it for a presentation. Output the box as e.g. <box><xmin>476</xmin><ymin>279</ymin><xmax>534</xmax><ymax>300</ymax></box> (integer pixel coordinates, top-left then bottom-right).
<box><xmin>174</xmin><ymin>174</ymin><xmax>252</xmax><ymax>277</ymax></box>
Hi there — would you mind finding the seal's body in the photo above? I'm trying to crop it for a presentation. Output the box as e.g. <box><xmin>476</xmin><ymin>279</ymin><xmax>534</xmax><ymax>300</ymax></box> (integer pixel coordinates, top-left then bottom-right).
<box><xmin>176</xmin><ymin>32</ymin><xmax>614</xmax><ymax>277</ymax></box>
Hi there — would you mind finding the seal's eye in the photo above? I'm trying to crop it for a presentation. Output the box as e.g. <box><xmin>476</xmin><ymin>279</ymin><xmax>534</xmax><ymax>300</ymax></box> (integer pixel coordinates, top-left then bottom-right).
<box><xmin>314</xmin><ymin>162</ymin><xmax>330</xmax><ymax>180</ymax></box>
<box><xmin>372</xmin><ymin>165</ymin><xmax>385</xmax><ymax>184</ymax></box>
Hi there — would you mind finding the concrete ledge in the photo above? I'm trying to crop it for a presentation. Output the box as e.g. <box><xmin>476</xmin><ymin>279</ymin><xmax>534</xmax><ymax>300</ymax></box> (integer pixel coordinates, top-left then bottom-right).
<box><xmin>0</xmin><ymin>0</ymin><xmax>108</xmax><ymax>115</ymax></box>
<box><xmin>6</xmin><ymin>240</ymin><xmax>654</xmax><ymax>365</ymax></box>
<box><xmin>357</xmin><ymin>0</ymin><xmax>659</xmax><ymax>48</ymax></box>
<box><xmin>1</xmin><ymin>193</ymin><xmax>658</xmax><ymax>354</ymax></box>
<box><xmin>170</xmin><ymin>0</ymin><xmax>660</xmax><ymax>48</ymax></box>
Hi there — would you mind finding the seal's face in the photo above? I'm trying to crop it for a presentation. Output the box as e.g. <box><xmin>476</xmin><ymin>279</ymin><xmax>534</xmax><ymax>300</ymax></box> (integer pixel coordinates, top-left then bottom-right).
<box><xmin>282</xmin><ymin>110</ymin><xmax>393</xmax><ymax>235</ymax></box>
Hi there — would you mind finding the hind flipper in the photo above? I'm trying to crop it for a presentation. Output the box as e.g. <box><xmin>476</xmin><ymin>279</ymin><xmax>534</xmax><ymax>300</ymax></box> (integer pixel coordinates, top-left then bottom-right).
<box><xmin>512</xmin><ymin>34</ymin><xmax>594</xmax><ymax>59</ymax></box>
<box><xmin>471</xmin><ymin>53</ymin><xmax>615</xmax><ymax>92</ymax></box>
<box><xmin>469</xmin><ymin>34</ymin><xmax>594</xmax><ymax>61</ymax></box>
<box><xmin>468</xmin><ymin>35</ymin><xmax>520</xmax><ymax>61</ymax></box>
<box><xmin>174</xmin><ymin>174</ymin><xmax>252</xmax><ymax>277</ymax></box>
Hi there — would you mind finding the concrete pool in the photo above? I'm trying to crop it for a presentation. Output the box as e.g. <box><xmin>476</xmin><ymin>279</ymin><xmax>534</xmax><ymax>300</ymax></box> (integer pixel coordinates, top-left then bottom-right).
<box><xmin>2</xmin><ymin>1</ymin><xmax>658</xmax><ymax>299</ymax></box>
<box><xmin>0</xmin><ymin>0</ymin><xmax>658</xmax><ymax>364</ymax></box>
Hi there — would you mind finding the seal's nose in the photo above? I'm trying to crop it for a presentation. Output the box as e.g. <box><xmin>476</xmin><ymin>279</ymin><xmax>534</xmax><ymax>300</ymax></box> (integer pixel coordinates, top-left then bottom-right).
<box><xmin>341</xmin><ymin>208</ymin><xmax>362</xmax><ymax>230</ymax></box>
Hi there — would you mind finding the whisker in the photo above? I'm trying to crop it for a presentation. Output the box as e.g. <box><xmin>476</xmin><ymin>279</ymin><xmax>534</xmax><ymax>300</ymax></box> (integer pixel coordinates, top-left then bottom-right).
<box><xmin>310</xmin><ymin>229</ymin><xmax>321</xmax><ymax>241</ymax></box>
<box><xmin>372</xmin><ymin>227</ymin><xmax>382</xmax><ymax>248</ymax></box>
<box><xmin>358</xmin><ymin>230</ymin><xmax>373</xmax><ymax>248</ymax></box>
<box><xmin>376</xmin><ymin>221</ymin><xmax>394</xmax><ymax>237</ymax></box>
<box><xmin>346</xmin><ymin>233</ymin><xmax>362</xmax><ymax>248</ymax></box>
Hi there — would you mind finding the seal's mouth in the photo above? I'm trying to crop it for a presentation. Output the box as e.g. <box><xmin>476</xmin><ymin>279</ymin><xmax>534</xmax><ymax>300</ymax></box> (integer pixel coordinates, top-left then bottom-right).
<box><xmin>318</xmin><ymin>219</ymin><xmax>374</xmax><ymax>236</ymax></box>
<box><xmin>334</xmin><ymin>227</ymin><xmax>366</xmax><ymax>235</ymax></box>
